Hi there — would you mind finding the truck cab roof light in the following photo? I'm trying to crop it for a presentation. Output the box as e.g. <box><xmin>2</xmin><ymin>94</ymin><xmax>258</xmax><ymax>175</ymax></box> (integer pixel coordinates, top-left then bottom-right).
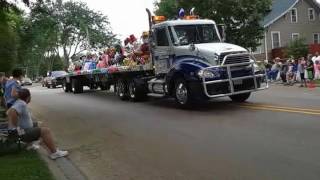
<box><xmin>184</xmin><ymin>15</ymin><xmax>199</xmax><ymax>20</ymax></box>
<box><xmin>152</xmin><ymin>16</ymin><xmax>166</xmax><ymax>24</ymax></box>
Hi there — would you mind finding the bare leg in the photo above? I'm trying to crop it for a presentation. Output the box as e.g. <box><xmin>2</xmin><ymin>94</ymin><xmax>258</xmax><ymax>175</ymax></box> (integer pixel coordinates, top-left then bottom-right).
<box><xmin>40</xmin><ymin>127</ymin><xmax>57</xmax><ymax>153</ymax></box>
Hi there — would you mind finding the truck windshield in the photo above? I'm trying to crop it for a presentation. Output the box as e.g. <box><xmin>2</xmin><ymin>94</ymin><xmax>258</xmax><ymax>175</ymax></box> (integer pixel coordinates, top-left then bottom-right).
<box><xmin>172</xmin><ymin>24</ymin><xmax>220</xmax><ymax>46</ymax></box>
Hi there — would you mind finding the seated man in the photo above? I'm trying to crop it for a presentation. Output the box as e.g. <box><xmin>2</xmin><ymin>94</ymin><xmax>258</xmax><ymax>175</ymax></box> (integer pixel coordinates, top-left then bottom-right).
<box><xmin>7</xmin><ymin>88</ymin><xmax>68</xmax><ymax>160</ymax></box>
<box><xmin>132</xmin><ymin>32</ymin><xmax>150</xmax><ymax>64</ymax></box>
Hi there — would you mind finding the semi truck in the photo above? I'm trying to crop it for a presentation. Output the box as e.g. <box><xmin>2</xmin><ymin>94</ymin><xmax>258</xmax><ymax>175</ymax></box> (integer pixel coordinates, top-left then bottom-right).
<box><xmin>62</xmin><ymin>9</ymin><xmax>268</xmax><ymax>107</ymax></box>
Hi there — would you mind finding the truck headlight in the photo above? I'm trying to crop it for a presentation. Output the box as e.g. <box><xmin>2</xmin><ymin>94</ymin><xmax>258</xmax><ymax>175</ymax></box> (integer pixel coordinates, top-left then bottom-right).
<box><xmin>253</xmin><ymin>63</ymin><xmax>263</xmax><ymax>73</ymax></box>
<box><xmin>198</xmin><ymin>70</ymin><xmax>216</xmax><ymax>79</ymax></box>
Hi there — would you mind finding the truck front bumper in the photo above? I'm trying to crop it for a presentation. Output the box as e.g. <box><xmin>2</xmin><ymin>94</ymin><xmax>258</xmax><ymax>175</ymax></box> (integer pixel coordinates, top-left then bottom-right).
<box><xmin>200</xmin><ymin>62</ymin><xmax>268</xmax><ymax>98</ymax></box>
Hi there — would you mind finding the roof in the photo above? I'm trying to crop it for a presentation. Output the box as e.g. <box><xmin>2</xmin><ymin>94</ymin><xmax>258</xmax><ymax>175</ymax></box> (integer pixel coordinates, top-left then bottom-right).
<box><xmin>262</xmin><ymin>0</ymin><xmax>299</xmax><ymax>28</ymax></box>
<box><xmin>263</xmin><ymin>0</ymin><xmax>320</xmax><ymax>28</ymax></box>
<box><xmin>153</xmin><ymin>19</ymin><xmax>216</xmax><ymax>28</ymax></box>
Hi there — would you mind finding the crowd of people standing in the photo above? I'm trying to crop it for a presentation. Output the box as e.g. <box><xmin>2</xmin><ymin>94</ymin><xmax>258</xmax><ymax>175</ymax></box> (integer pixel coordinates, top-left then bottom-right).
<box><xmin>266</xmin><ymin>52</ymin><xmax>320</xmax><ymax>87</ymax></box>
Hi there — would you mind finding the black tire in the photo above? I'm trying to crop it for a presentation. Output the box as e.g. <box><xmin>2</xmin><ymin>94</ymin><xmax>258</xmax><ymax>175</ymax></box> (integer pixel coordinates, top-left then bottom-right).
<box><xmin>72</xmin><ymin>78</ymin><xmax>83</xmax><ymax>94</ymax></box>
<box><xmin>115</xmin><ymin>79</ymin><xmax>128</xmax><ymax>100</ymax></box>
<box><xmin>174</xmin><ymin>78</ymin><xmax>193</xmax><ymax>107</ymax></box>
<box><xmin>63</xmin><ymin>80</ymin><xmax>72</xmax><ymax>93</ymax></box>
<box><xmin>100</xmin><ymin>83</ymin><xmax>110</xmax><ymax>91</ymax></box>
<box><xmin>89</xmin><ymin>83</ymin><xmax>97</xmax><ymax>90</ymax></box>
<box><xmin>128</xmin><ymin>80</ymin><xmax>147</xmax><ymax>102</ymax></box>
<box><xmin>229</xmin><ymin>92</ymin><xmax>251</xmax><ymax>102</ymax></box>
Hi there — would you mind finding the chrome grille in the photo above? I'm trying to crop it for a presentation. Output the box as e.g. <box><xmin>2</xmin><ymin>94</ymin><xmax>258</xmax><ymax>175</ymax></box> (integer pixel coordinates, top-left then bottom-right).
<box><xmin>219</xmin><ymin>53</ymin><xmax>250</xmax><ymax>65</ymax></box>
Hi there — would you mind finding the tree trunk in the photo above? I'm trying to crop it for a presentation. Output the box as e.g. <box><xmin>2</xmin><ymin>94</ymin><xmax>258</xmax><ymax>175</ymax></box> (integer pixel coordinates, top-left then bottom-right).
<box><xmin>63</xmin><ymin>47</ymin><xmax>69</xmax><ymax>68</ymax></box>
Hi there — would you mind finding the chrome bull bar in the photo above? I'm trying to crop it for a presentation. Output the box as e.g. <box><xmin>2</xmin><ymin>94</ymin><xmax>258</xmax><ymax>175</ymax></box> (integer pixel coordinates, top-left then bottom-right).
<box><xmin>201</xmin><ymin>61</ymin><xmax>268</xmax><ymax>98</ymax></box>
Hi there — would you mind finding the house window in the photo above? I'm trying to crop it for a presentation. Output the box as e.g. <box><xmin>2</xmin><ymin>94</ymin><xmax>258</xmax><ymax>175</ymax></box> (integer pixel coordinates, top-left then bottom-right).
<box><xmin>271</xmin><ymin>31</ymin><xmax>281</xmax><ymax>49</ymax></box>
<box><xmin>291</xmin><ymin>8</ymin><xmax>298</xmax><ymax>23</ymax></box>
<box><xmin>314</xmin><ymin>33</ymin><xmax>320</xmax><ymax>44</ymax></box>
<box><xmin>308</xmin><ymin>8</ymin><xmax>315</xmax><ymax>21</ymax></box>
<box><xmin>292</xmin><ymin>33</ymin><xmax>300</xmax><ymax>41</ymax></box>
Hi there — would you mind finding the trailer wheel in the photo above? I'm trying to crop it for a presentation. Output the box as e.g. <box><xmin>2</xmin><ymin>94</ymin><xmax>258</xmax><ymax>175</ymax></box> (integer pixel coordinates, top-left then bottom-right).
<box><xmin>128</xmin><ymin>80</ymin><xmax>147</xmax><ymax>102</ymax></box>
<box><xmin>63</xmin><ymin>80</ymin><xmax>72</xmax><ymax>93</ymax></box>
<box><xmin>72</xmin><ymin>78</ymin><xmax>83</xmax><ymax>94</ymax></box>
<box><xmin>229</xmin><ymin>93</ymin><xmax>251</xmax><ymax>102</ymax></box>
<box><xmin>115</xmin><ymin>79</ymin><xmax>128</xmax><ymax>100</ymax></box>
<box><xmin>174</xmin><ymin>78</ymin><xmax>192</xmax><ymax>107</ymax></box>
<box><xmin>100</xmin><ymin>83</ymin><xmax>110</xmax><ymax>91</ymax></box>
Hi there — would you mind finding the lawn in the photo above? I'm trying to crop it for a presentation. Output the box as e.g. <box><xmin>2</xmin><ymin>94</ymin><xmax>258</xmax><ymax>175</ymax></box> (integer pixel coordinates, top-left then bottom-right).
<box><xmin>0</xmin><ymin>150</ymin><xmax>54</xmax><ymax>180</ymax></box>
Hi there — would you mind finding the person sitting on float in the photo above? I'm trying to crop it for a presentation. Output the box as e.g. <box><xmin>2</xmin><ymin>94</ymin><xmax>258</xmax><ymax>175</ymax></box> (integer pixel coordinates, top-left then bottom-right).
<box><xmin>132</xmin><ymin>31</ymin><xmax>150</xmax><ymax>64</ymax></box>
<box><xmin>113</xmin><ymin>44</ymin><xmax>125</xmax><ymax>65</ymax></box>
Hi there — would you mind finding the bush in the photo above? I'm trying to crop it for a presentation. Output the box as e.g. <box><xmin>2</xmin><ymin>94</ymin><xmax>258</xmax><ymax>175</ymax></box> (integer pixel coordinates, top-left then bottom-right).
<box><xmin>286</xmin><ymin>38</ymin><xmax>308</xmax><ymax>59</ymax></box>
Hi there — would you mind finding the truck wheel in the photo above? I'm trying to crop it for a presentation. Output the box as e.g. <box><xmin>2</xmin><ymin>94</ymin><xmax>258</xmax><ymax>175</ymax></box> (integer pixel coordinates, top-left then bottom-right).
<box><xmin>100</xmin><ymin>83</ymin><xmax>110</xmax><ymax>91</ymax></box>
<box><xmin>128</xmin><ymin>80</ymin><xmax>147</xmax><ymax>102</ymax></box>
<box><xmin>72</xmin><ymin>79</ymin><xmax>83</xmax><ymax>94</ymax></box>
<box><xmin>174</xmin><ymin>78</ymin><xmax>192</xmax><ymax>107</ymax></box>
<box><xmin>229</xmin><ymin>93</ymin><xmax>251</xmax><ymax>102</ymax></box>
<box><xmin>115</xmin><ymin>79</ymin><xmax>128</xmax><ymax>100</ymax></box>
<box><xmin>89</xmin><ymin>83</ymin><xmax>97</xmax><ymax>90</ymax></box>
<box><xmin>63</xmin><ymin>80</ymin><xmax>72</xmax><ymax>93</ymax></box>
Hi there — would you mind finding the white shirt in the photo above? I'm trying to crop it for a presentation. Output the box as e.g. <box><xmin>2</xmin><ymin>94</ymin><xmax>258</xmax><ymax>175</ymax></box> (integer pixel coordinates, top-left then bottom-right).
<box><xmin>312</xmin><ymin>56</ymin><xmax>320</xmax><ymax>63</ymax></box>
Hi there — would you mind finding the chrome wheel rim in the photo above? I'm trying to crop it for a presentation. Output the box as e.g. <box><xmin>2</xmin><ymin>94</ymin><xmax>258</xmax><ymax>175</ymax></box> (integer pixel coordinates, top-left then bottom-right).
<box><xmin>176</xmin><ymin>83</ymin><xmax>188</xmax><ymax>104</ymax></box>
<box><xmin>117</xmin><ymin>81</ymin><xmax>125</xmax><ymax>97</ymax></box>
<box><xmin>129</xmin><ymin>82</ymin><xmax>135</xmax><ymax>98</ymax></box>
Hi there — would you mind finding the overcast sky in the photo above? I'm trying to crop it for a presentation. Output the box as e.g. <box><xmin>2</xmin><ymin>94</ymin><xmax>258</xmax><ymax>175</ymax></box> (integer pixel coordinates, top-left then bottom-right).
<box><xmin>78</xmin><ymin>0</ymin><xmax>156</xmax><ymax>41</ymax></box>
<box><xmin>78</xmin><ymin>0</ymin><xmax>320</xmax><ymax>42</ymax></box>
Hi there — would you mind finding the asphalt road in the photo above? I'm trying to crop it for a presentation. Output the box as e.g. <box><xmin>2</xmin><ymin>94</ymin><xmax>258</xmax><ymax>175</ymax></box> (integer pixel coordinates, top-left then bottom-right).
<box><xmin>28</xmin><ymin>84</ymin><xmax>320</xmax><ymax>180</ymax></box>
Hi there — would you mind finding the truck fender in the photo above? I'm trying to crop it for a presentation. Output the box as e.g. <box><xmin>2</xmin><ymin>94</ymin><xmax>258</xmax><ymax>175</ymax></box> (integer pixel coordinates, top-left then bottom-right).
<box><xmin>166</xmin><ymin>56</ymin><xmax>210</xmax><ymax>95</ymax></box>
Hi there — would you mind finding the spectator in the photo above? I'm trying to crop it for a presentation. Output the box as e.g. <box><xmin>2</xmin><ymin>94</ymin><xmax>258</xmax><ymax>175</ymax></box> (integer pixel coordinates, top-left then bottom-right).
<box><xmin>285</xmin><ymin>60</ymin><xmax>294</xmax><ymax>85</ymax></box>
<box><xmin>4</xmin><ymin>68</ymin><xmax>23</xmax><ymax>109</ymax></box>
<box><xmin>280</xmin><ymin>60</ymin><xmax>288</xmax><ymax>84</ymax></box>
<box><xmin>0</xmin><ymin>72</ymin><xmax>7</xmax><ymax>107</ymax></box>
<box><xmin>306</xmin><ymin>58</ymin><xmax>314</xmax><ymax>82</ymax></box>
<box><xmin>312</xmin><ymin>52</ymin><xmax>320</xmax><ymax>64</ymax></box>
<box><xmin>7</xmin><ymin>89</ymin><xmax>68</xmax><ymax>160</ymax></box>
<box><xmin>267</xmin><ymin>57</ymin><xmax>280</xmax><ymax>82</ymax></box>
<box><xmin>298</xmin><ymin>57</ymin><xmax>307</xmax><ymax>87</ymax></box>
<box><xmin>314</xmin><ymin>60</ymin><xmax>320</xmax><ymax>80</ymax></box>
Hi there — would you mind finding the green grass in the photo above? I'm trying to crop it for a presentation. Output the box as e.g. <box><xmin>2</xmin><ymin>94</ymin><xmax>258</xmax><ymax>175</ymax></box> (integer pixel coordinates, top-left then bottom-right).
<box><xmin>0</xmin><ymin>150</ymin><xmax>54</xmax><ymax>180</ymax></box>
<box><xmin>315</xmin><ymin>79</ymin><xmax>320</xmax><ymax>84</ymax></box>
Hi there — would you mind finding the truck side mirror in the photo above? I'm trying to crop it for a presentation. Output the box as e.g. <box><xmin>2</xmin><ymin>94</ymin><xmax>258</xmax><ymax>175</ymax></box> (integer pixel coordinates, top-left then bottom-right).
<box><xmin>218</xmin><ymin>24</ymin><xmax>226</xmax><ymax>42</ymax></box>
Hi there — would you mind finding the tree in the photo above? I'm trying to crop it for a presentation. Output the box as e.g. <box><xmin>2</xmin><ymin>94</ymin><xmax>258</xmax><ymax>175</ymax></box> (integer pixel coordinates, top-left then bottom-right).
<box><xmin>286</xmin><ymin>38</ymin><xmax>308</xmax><ymax>59</ymax></box>
<box><xmin>155</xmin><ymin>0</ymin><xmax>272</xmax><ymax>51</ymax></box>
<box><xmin>53</xmin><ymin>0</ymin><xmax>117</xmax><ymax>67</ymax></box>
<box><xmin>0</xmin><ymin>7</ymin><xmax>23</xmax><ymax>73</ymax></box>
<box><xmin>16</xmin><ymin>0</ymin><xmax>118</xmax><ymax>77</ymax></box>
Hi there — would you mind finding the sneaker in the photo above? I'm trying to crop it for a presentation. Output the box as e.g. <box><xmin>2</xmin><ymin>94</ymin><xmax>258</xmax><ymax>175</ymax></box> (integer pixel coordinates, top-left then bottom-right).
<box><xmin>26</xmin><ymin>143</ymin><xmax>40</xmax><ymax>151</ymax></box>
<box><xmin>50</xmin><ymin>149</ymin><xmax>69</xmax><ymax>160</ymax></box>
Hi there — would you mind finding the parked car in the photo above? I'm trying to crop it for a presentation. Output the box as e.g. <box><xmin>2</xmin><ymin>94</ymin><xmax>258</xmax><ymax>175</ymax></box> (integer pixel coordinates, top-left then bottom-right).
<box><xmin>21</xmin><ymin>77</ymin><xmax>33</xmax><ymax>86</ymax></box>
<box><xmin>43</xmin><ymin>71</ymin><xmax>68</xmax><ymax>88</ymax></box>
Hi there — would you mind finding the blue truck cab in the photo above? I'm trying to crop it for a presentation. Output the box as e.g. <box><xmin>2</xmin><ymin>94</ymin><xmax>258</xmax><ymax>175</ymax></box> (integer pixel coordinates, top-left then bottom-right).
<box><xmin>147</xmin><ymin>13</ymin><xmax>268</xmax><ymax>106</ymax></box>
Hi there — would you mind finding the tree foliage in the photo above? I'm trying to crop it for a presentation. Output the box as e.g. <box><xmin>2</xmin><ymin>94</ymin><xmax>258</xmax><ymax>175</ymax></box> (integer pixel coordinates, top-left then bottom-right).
<box><xmin>286</xmin><ymin>38</ymin><xmax>308</xmax><ymax>59</ymax></box>
<box><xmin>0</xmin><ymin>8</ymin><xmax>22</xmax><ymax>73</ymax></box>
<box><xmin>155</xmin><ymin>0</ymin><xmax>272</xmax><ymax>51</ymax></box>
<box><xmin>14</xmin><ymin>0</ymin><xmax>118</xmax><ymax>77</ymax></box>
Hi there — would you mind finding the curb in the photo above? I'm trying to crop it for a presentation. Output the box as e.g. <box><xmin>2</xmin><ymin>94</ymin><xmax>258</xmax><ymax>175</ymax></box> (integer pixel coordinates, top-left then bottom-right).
<box><xmin>38</xmin><ymin>147</ymin><xmax>87</xmax><ymax>180</ymax></box>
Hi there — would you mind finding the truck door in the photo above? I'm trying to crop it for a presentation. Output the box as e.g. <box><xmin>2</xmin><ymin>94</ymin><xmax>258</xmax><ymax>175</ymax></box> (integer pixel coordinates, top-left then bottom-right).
<box><xmin>153</xmin><ymin>27</ymin><xmax>172</xmax><ymax>75</ymax></box>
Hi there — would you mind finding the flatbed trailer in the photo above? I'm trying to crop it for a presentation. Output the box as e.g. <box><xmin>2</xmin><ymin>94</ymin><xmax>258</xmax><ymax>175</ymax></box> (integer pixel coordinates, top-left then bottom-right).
<box><xmin>63</xmin><ymin>64</ymin><xmax>155</xmax><ymax>101</ymax></box>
